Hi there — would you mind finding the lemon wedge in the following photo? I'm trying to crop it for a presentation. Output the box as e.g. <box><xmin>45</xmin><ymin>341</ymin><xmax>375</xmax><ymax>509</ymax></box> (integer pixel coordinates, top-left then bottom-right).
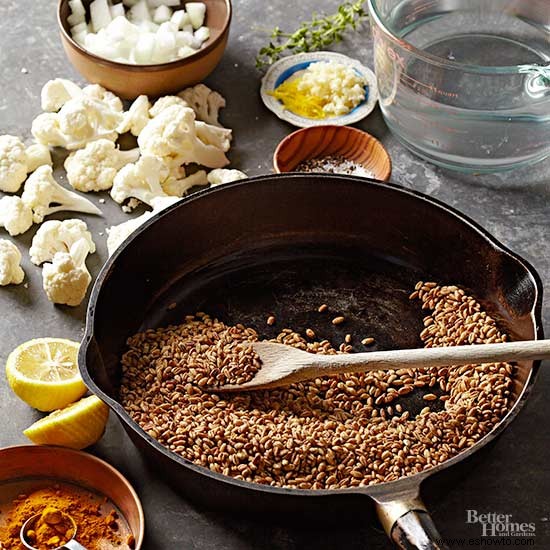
<box><xmin>24</xmin><ymin>395</ymin><xmax>109</xmax><ymax>450</ymax></box>
<box><xmin>5</xmin><ymin>338</ymin><xmax>87</xmax><ymax>411</ymax></box>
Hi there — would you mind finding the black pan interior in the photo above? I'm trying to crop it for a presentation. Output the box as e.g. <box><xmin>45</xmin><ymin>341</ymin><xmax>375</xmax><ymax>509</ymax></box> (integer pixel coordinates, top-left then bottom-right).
<box><xmin>89</xmin><ymin>175</ymin><xmax>538</xmax><ymax>408</ymax></box>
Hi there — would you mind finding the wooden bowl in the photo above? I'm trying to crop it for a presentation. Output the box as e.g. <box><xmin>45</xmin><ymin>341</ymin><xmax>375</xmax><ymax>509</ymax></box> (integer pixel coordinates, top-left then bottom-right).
<box><xmin>0</xmin><ymin>445</ymin><xmax>144</xmax><ymax>547</ymax></box>
<box><xmin>58</xmin><ymin>0</ymin><xmax>232</xmax><ymax>99</ymax></box>
<box><xmin>273</xmin><ymin>125</ymin><xmax>392</xmax><ymax>181</ymax></box>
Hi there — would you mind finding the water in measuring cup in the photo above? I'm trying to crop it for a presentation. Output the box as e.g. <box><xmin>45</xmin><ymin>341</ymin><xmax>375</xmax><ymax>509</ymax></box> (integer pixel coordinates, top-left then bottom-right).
<box><xmin>376</xmin><ymin>2</ymin><xmax>550</xmax><ymax>171</ymax></box>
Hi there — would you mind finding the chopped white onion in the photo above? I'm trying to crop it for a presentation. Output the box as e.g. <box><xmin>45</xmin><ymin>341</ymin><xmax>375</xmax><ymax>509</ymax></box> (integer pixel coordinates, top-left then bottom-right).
<box><xmin>69</xmin><ymin>0</ymin><xmax>86</xmax><ymax>16</ymax></box>
<box><xmin>68</xmin><ymin>0</ymin><xmax>209</xmax><ymax>64</ymax></box>
<box><xmin>194</xmin><ymin>25</ymin><xmax>210</xmax><ymax>44</ymax></box>
<box><xmin>90</xmin><ymin>0</ymin><xmax>113</xmax><ymax>33</ymax></box>
<box><xmin>171</xmin><ymin>10</ymin><xmax>190</xmax><ymax>29</ymax></box>
<box><xmin>128</xmin><ymin>0</ymin><xmax>151</xmax><ymax>22</ymax></box>
<box><xmin>186</xmin><ymin>3</ymin><xmax>206</xmax><ymax>30</ymax></box>
<box><xmin>110</xmin><ymin>3</ymin><xmax>126</xmax><ymax>19</ymax></box>
<box><xmin>147</xmin><ymin>0</ymin><xmax>180</xmax><ymax>7</ymax></box>
<box><xmin>153</xmin><ymin>5</ymin><xmax>172</xmax><ymax>23</ymax></box>
<box><xmin>68</xmin><ymin>11</ymin><xmax>86</xmax><ymax>26</ymax></box>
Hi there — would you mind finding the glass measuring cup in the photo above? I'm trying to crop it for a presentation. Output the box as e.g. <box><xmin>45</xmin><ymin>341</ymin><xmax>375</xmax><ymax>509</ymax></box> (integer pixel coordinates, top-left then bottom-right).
<box><xmin>368</xmin><ymin>0</ymin><xmax>550</xmax><ymax>172</ymax></box>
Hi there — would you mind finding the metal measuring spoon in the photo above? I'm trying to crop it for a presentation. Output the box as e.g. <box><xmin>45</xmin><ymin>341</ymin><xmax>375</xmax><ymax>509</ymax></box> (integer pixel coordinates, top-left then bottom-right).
<box><xmin>20</xmin><ymin>511</ymin><xmax>88</xmax><ymax>550</ymax></box>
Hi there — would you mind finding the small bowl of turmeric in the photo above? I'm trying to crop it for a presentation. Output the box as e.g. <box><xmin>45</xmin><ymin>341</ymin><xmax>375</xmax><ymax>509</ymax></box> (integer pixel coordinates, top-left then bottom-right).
<box><xmin>0</xmin><ymin>446</ymin><xmax>144</xmax><ymax>550</ymax></box>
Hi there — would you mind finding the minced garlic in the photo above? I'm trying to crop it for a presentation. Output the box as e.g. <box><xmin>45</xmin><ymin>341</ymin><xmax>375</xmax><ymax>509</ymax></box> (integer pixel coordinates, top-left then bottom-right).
<box><xmin>270</xmin><ymin>60</ymin><xmax>367</xmax><ymax>119</ymax></box>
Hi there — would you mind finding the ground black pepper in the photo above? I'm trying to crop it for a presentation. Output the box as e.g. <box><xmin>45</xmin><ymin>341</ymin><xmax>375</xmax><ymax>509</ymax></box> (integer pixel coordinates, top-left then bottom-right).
<box><xmin>294</xmin><ymin>154</ymin><xmax>374</xmax><ymax>177</ymax></box>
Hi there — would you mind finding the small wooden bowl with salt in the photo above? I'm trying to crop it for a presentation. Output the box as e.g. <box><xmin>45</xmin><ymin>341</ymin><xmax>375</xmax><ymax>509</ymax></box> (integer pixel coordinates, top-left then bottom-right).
<box><xmin>273</xmin><ymin>125</ymin><xmax>392</xmax><ymax>181</ymax></box>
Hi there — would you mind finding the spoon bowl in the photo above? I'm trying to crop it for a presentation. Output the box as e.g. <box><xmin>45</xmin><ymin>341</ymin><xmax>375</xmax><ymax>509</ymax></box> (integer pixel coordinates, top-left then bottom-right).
<box><xmin>21</xmin><ymin>511</ymin><xmax>87</xmax><ymax>550</ymax></box>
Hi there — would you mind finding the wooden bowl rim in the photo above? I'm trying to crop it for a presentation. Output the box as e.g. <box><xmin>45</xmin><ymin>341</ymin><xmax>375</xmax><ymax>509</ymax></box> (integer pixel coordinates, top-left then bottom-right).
<box><xmin>273</xmin><ymin>125</ymin><xmax>392</xmax><ymax>181</ymax></box>
<box><xmin>57</xmin><ymin>0</ymin><xmax>232</xmax><ymax>72</ymax></box>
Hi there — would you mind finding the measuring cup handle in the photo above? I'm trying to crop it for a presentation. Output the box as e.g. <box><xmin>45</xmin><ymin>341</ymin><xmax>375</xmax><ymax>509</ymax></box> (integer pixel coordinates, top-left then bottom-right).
<box><xmin>62</xmin><ymin>540</ymin><xmax>89</xmax><ymax>550</ymax></box>
<box><xmin>376</xmin><ymin>495</ymin><xmax>449</xmax><ymax>550</ymax></box>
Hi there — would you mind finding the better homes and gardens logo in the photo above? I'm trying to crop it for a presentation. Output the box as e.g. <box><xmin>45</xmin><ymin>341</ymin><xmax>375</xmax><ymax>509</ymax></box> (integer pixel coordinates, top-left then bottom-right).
<box><xmin>467</xmin><ymin>510</ymin><xmax>536</xmax><ymax>538</ymax></box>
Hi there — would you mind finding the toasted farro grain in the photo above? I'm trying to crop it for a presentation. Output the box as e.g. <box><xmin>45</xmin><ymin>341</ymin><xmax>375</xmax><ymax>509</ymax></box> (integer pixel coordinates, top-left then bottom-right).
<box><xmin>119</xmin><ymin>282</ymin><xmax>515</xmax><ymax>490</ymax></box>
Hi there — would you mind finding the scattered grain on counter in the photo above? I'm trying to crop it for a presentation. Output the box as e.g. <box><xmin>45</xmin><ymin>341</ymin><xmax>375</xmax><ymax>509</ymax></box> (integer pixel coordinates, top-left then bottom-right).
<box><xmin>318</xmin><ymin>304</ymin><xmax>329</xmax><ymax>313</ymax></box>
<box><xmin>266</xmin><ymin>315</ymin><xmax>276</xmax><ymax>326</ymax></box>
<box><xmin>305</xmin><ymin>328</ymin><xmax>316</xmax><ymax>339</ymax></box>
<box><xmin>362</xmin><ymin>337</ymin><xmax>375</xmax><ymax>345</ymax></box>
<box><xmin>331</xmin><ymin>316</ymin><xmax>345</xmax><ymax>326</ymax></box>
<box><xmin>120</xmin><ymin>283</ymin><xmax>515</xmax><ymax>490</ymax></box>
<box><xmin>295</xmin><ymin>155</ymin><xmax>374</xmax><ymax>178</ymax></box>
<box><xmin>344</xmin><ymin>334</ymin><xmax>352</xmax><ymax>344</ymax></box>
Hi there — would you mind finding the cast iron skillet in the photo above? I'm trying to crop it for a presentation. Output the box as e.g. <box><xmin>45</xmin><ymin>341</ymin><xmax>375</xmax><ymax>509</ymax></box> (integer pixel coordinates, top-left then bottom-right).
<box><xmin>80</xmin><ymin>174</ymin><xmax>543</xmax><ymax>550</ymax></box>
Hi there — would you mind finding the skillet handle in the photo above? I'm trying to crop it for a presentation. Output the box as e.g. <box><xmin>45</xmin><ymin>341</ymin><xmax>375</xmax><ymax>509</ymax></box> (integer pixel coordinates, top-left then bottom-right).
<box><xmin>376</xmin><ymin>497</ymin><xmax>449</xmax><ymax>550</ymax></box>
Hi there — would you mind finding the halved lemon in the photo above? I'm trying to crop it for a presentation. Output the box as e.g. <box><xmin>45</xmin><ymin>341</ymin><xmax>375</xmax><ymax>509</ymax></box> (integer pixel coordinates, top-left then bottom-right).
<box><xmin>5</xmin><ymin>338</ymin><xmax>86</xmax><ymax>411</ymax></box>
<box><xmin>24</xmin><ymin>395</ymin><xmax>110</xmax><ymax>450</ymax></box>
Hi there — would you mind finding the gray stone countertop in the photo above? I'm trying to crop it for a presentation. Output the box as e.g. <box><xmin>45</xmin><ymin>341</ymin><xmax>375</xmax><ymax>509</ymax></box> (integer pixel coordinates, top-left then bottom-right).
<box><xmin>0</xmin><ymin>0</ymin><xmax>549</xmax><ymax>548</ymax></box>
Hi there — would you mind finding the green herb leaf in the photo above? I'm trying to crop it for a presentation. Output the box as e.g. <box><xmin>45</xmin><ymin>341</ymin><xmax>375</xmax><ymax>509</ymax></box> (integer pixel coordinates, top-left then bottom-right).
<box><xmin>255</xmin><ymin>0</ymin><xmax>368</xmax><ymax>70</ymax></box>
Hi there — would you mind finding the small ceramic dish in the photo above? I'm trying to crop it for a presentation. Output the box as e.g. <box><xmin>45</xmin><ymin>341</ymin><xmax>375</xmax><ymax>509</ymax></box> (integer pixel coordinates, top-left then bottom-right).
<box><xmin>260</xmin><ymin>51</ymin><xmax>378</xmax><ymax>128</ymax></box>
<box><xmin>0</xmin><ymin>445</ymin><xmax>144</xmax><ymax>548</ymax></box>
<box><xmin>58</xmin><ymin>0</ymin><xmax>232</xmax><ymax>99</ymax></box>
<box><xmin>273</xmin><ymin>124</ymin><xmax>391</xmax><ymax>181</ymax></box>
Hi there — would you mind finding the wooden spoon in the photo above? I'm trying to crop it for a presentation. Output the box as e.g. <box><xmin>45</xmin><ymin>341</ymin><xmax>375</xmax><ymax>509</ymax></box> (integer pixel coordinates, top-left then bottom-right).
<box><xmin>217</xmin><ymin>340</ymin><xmax>550</xmax><ymax>392</ymax></box>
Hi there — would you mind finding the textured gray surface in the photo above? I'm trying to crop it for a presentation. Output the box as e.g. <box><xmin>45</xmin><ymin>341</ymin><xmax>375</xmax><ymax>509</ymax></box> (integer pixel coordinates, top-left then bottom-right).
<box><xmin>0</xmin><ymin>0</ymin><xmax>549</xmax><ymax>548</ymax></box>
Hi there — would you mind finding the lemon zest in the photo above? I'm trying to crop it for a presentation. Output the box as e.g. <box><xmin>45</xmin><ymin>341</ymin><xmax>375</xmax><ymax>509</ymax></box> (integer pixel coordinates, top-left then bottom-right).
<box><xmin>269</xmin><ymin>78</ymin><xmax>327</xmax><ymax>119</ymax></box>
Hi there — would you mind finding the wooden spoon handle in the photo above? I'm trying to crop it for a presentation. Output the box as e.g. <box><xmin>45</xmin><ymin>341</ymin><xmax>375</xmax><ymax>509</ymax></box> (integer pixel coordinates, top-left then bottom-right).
<box><xmin>308</xmin><ymin>339</ymin><xmax>550</xmax><ymax>376</ymax></box>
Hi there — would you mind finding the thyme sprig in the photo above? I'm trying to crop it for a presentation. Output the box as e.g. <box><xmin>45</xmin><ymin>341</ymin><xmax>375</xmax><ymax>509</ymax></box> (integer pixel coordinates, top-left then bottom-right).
<box><xmin>256</xmin><ymin>1</ymin><xmax>368</xmax><ymax>70</ymax></box>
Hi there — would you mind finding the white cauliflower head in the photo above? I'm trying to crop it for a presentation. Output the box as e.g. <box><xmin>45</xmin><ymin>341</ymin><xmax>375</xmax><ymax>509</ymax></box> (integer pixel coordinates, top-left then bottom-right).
<box><xmin>31</xmin><ymin>113</ymin><xmax>69</xmax><ymax>148</ymax></box>
<box><xmin>149</xmin><ymin>96</ymin><xmax>188</xmax><ymax>118</ymax></box>
<box><xmin>0</xmin><ymin>135</ymin><xmax>28</xmax><ymax>193</ymax></box>
<box><xmin>42</xmin><ymin>238</ymin><xmax>92</xmax><ymax>306</ymax></box>
<box><xmin>207</xmin><ymin>168</ymin><xmax>248</xmax><ymax>187</ymax></box>
<box><xmin>64</xmin><ymin>139</ymin><xmax>140</xmax><ymax>192</ymax></box>
<box><xmin>0</xmin><ymin>196</ymin><xmax>34</xmax><ymax>236</ymax></box>
<box><xmin>107</xmin><ymin>195</ymin><xmax>181</xmax><ymax>256</ymax></box>
<box><xmin>138</xmin><ymin>105</ymin><xmax>229</xmax><ymax>168</ymax></box>
<box><xmin>30</xmin><ymin>218</ymin><xmax>96</xmax><ymax>266</ymax></box>
<box><xmin>178</xmin><ymin>84</ymin><xmax>226</xmax><ymax>126</ymax></box>
<box><xmin>110</xmin><ymin>155</ymin><xmax>170</xmax><ymax>207</ymax></box>
<box><xmin>25</xmin><ymin>143</ymin><xmax>53</xmax><ymax>173</ymax></box>
<box><xmin>21</xmin><ymin>166</ymin><xmax>102</xmax><ymax>223</ymax></box>
<box><xmin>33</xmin><ymin>96</ymin><xmax>123</xmax><ymax>150</ymax></box>
<box><xmin>162</xmin><ymin>170</ymin><xmax>208</xmax><ymax>197</ymax></box>
<box><xmin>41</xmin><ymin>78</ymin><xmax>82</xmax><ymax>112</ymax></box>
<box><xmin>117</xmin><ymin>95</ymin><xmax>151</xmax><ymax>137</ymax></box>
<box><xmin>106</xmin><ymin>210</ymin><xmax>154</xmax><ymax>256</ymax></box>
<box><xmin>0</xmin><ymin>239</ymin><xmax>25</xmax><ymax>286</ymax></box>
<box><xmin>83</xmin><ymin>84</ymin><xmax>124</xmax><ymax>112</ymax></box>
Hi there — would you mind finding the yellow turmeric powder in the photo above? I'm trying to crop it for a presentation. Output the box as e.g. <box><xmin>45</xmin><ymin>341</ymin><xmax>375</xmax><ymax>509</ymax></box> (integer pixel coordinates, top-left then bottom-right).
<box><xmin>0</xmin><ymin>484</ymin><xmax>126</xmax><ymax>550</ymax></box>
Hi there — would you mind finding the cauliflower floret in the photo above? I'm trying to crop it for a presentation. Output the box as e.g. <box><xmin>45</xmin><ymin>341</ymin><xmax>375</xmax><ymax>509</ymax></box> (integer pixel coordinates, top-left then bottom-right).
<box><xmin>25</xmin><ymin>143</ymin><xmax>53</xmax><ymax>173</ymax></box>
<box><xmin>41</xmin><ymin>78</ymin><xmax>82</xmax><ymax>112</ymax></box>
<box><xmin>0</xmin><ymin>135</ymin><xmax>27</xmax><ymax>192</ymax></box>
<box><xmin>107</xmin><ymin>210</ymin><xmax>155</xmax><ymax>256</ymax></box>
<box><xmin>0</xmin><ymin>239</ymin><xmax>25</xmax><ymax>285</ymax></box>
<box><xmin>107</xmin><ymin>195</ymin><xmax>181</xmax><ymax>255</ymax></box>
<box><xmin>207</xmin><ymin>168</ymin><xmax>248</xmax><ymax>187</ymax></box>
<box><xmin>64</xmin><ymin>140</ymin><xmax>140</xmax><ymax>192</ymax></box>
<box><xmin>42</xmin><ymin>238</ymin><xmax>92</xmax><ymax>306</ymax></box>
<box><xmin>138</xmin><ymin>105</ymin><xmax>229</xmax><ymax>168</ymax></box>
<box><xmin>0</xmin><ymin>196</ymin><xmax>34</xmax><ymax>236</ymax></box>
<box><xmin>162</xmin><ymin>170</ymin><xmax>208</xmax><ymax>197</ymax></box>
<box><xmin>111</xmin><ymin>156</ymin><xmax>170</xmax><ymax>207</ymax></box>
<box><xmin>57</xmin><ymin>96</ymin><xmax>122</xmax><ymax>149</ymax></box>
<box><xmin>149</xmin><ymin>95</ymin><xmax>188</xmax><ymax>118</ymax></box>
<box><xmin>29</xmin><ymin>219</ymin><xmax>96</xmax><ymax>265</ymax></box>
<box><xmin>33</xmin><ymin>96</ymin><xmax>122</xmax><ymax>150</ymax></box>
<box><xmin>195</xmin><ymin>122</ymin><xmax>232</xmax><ymax>151</ymax></box>
<box><xmin>22</xmin><ymin>166</ymin><xmax>102</xmax><ymax>223</ymax></box>
<box><xmin>82</xmin><ymin>84</ymin><xmax>124</xmax><ymax>112</ymax></box>
<box><xmin>117</xmin><ymin>95</ymin><xmax>151</xmax><ymax>137</ymax></box>
<box><xmin>178</xmin><ymin>83</ymin><xmax>226</xmax><ymax>126</ymax></box>
<box><xmin>31</xmin><ymin>113</ymin><xmax>68</xmax><ymax>148</ymax></box>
